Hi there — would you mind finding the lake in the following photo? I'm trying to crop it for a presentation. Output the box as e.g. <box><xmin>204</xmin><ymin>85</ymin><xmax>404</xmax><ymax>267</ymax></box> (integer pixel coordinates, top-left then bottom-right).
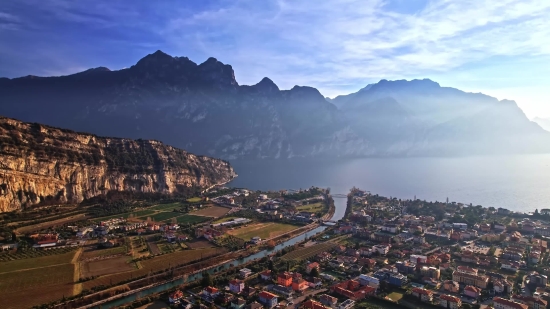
<box><xmin>228</xmin><ymin>154</ymin><xmax>550</xmax><ymax>213</ymax></box>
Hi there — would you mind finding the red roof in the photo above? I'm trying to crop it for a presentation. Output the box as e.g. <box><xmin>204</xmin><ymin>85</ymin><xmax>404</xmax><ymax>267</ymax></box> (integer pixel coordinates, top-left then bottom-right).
<box><xmin>303</xmin><ymin>300</ymin><xmax>331</xmax><ymax>309</ymax></box>
<box><xmin>230</xmin><ymin>279</ymin><xmax>244</xmax><ymax>285</ymax></box>
<box><xmin>308</xmin><ymin>262</ymin><xmax>320</xmax><ymax>268</ymax></box>
<box><xmin>205</xmin><ymin>286</ymin><xmax>219</xmax><ymax>294</ymax></box>
<box><xmin>464</xmin><ymin>285</ymin><xmax>481</xmax><ymax>293</ymax></box>
<box><xmin>259</xmin><ymin>291</ymin><xmax>278</xmax><ymax>300</ymax></box>
<box><xmin>493</xmin><ymin>297</ymin><xmax>528</xmax><ymax>309</ymax></box>
<box><xmin>261</xmin><ymin>270</ymin><xmax>272</xmax><ymax>276</ymax></box>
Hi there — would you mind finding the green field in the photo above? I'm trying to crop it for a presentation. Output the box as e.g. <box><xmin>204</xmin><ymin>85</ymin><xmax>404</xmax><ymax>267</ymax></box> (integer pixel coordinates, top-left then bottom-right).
<box><xmin>387</xmin><ymin>292</ymin><xmax>404</xmax><ymax>302</ymax></box>
<box><xmin>281</xmin><ymin>242</ymin><xmax>338</xmax><ymax>261</ymax></box>
<box><xmin>296</xmin><ymin>202</ymin><xmax>326</xmax><ymax>213</ymax></box>
<box><xmin>228</xmin><ymin>223</ymin><xmax>298</xmax><ymax>241</ymax></box>
<box><xmin>98</xmin><ymin>209</ymin><xmax>156</xmax><ymax>221</ymax></box>
<box><xmin>213</xmin><ymin>216</ymin><xmax>238</xmax><ymax>224</ymax></box>
<box><xmin>187</xmin><ymin>197</ymin><xmax>202</xmax><ymax>203</ymax></box>
<box><xmin>140</xmin><ymin>212</ymin><xmax>181</xmax><ymax>222</ymax></box>
<box><xmin>0</xmin><ymin>250</ymin><xmax>76</xmax><ymax>273</ymax></box>
<box><xmin>149</xmin><ymin>203</ymin><xmax>184</xmax><ymax>211</ymax></box>
<box><xmin>176</xmin><ymin>215</ymin><xmax>209</xmax><ymax>224</ymax></box>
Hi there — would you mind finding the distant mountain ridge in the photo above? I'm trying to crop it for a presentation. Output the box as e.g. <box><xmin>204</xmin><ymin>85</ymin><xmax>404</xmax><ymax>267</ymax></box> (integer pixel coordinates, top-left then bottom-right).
<box><xmin>1</xmin><ymin>50</ymin><xmax>549</xmax><ymax>158</ymax></box>
<box><xmin>533</xmin><ymin>117</ymin><xmax>550</xmax><ymax>132</ymax></box>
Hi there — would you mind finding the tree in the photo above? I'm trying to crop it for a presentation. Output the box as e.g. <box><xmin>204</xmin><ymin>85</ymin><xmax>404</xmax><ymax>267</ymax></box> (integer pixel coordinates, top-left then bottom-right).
<box><xmin>201</xmin><ymin>272</ymin><xmax>213</xmax><ymax>287</ymax></box>
<box><xmin>310</xmin><ymin>267</ymin><xmax>320</xmax><ymax>278</ymax></box>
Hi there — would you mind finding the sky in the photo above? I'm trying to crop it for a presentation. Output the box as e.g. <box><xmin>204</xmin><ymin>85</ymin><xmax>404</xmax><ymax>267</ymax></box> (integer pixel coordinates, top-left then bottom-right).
<box><xmin>1</xmin><ymin>0</ymin><xmax>549</xmax><ymax>118</ymax></box>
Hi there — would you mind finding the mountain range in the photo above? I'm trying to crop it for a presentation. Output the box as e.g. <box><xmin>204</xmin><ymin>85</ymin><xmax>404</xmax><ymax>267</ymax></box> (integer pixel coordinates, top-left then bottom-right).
<box><xmin>1</xmin><ymin>50</ymin><xmax>549</xmax><ymax>159</ymax></box>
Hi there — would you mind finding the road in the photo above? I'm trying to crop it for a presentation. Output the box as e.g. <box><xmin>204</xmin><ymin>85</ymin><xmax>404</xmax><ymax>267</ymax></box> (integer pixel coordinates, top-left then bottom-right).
<box><xmin>290</xmin><ymin>288</ymin><xmax>327</xmax><ymax>308</ymax></box>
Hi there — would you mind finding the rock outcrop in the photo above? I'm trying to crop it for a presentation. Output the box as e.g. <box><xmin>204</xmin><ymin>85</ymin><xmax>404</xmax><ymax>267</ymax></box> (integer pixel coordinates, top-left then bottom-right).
<box><xmin>0</xmin><ymin>116</ymin><xmax>236</xmax><ymax>212</ymax></box>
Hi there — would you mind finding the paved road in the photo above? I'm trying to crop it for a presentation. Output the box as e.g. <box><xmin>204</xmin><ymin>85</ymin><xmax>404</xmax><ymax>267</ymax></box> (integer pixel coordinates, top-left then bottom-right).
<box><xmin>290</xmin><ymin>288</ymin><xmax>327</xmax><ymax>308</ymax></box>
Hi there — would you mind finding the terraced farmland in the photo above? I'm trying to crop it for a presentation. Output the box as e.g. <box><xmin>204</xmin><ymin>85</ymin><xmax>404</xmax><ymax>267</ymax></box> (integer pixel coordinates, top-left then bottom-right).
<box><xmin>280</xmin><ymin>242</ymin><xmax>338</xmax><ymax>261</ymax></box>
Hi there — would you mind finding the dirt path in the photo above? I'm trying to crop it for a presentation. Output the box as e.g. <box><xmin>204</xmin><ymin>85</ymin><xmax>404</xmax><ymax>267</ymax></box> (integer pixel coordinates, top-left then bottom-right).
<box><xmin>72</xmin><ymin>247</ymin><xmax>83</xmax><ymax>295</ymax></box>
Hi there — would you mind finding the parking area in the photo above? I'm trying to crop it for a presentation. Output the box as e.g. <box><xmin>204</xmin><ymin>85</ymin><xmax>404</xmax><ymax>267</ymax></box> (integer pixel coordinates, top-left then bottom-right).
<box><xmin>461</xmin><ymin>243</ymin><xmax>490</xmax><ymax>255</ymax></box>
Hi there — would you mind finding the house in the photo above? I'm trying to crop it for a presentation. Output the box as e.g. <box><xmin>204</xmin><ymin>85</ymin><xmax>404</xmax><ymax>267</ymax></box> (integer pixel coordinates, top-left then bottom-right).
<box><xmin>358</xmin><ymin>275</ymin><xmax>380</xmax><ymax>288</ymax></box>
<box><xmin>317</xmin><ymin>252</ymin><xmax>333</xmax><ymax>262</ymax></box>
<box><xmin>464</xmin><ymin>285</ymin><xmax>481</xmax><ymax>299</ymax></box>
<box><xmin>331</xmin><ymin>280</ymin><xmax>376</xmax><ymax>300</ymax></box>
<box><xmin>358</xmin><ymin>258</ymin><xmax>377</xmax><ymax>269</ymax></box>
<box><xmin>307</xmin><ymin>277</ymin><xmax>323</xmax><ymax>288</ymax></box>
<box><xmin>443</xmin><ymin>280</ymin><xmax>460</xmax><ymax>293</ymax></box>
<box><xmin>302</xmin><ymin>300</ymin><xmax>331</xmax><ymax>309</ymax></box>
<box><xmin>230</xmin><ymin>279</ymin><xmax>245</xmax><ymax>294</ymax></box>
<box><xmin>258</xmin><ymin>291</ymin><xmax>278</xmax><ymax>308</ymax></box>
<box><xmin>372</xmin><ymin>244</ymin><xmax>391</xmax><ymax>255</ymax></box>
<box><xmin>251</xmin><ymin>237</ymin><xmax>262</xmax><ymax>244</ymax></box>
<box><xmin>245</xmin><ymin>302</ymin><xmax>263</xmax><ymax>309</ymax></box>
<box><xmin>410</xmin><ymin>254</ymin><xmax>428</xmax><ymax>264</ymax></box>
<box><xmin>493</xmin><ymin>279</ymin><xmax>512</xmax><ymax>294</ymax></box>
<box><xmin>231</xmin><ymin>298</ymin><xmax>247</xmax><ymax>309</ymax></box>
<box><xmin>271</xmin><ymin>284</ymin><xmax>293</xmax><ymax>297</ymax></box>
<box><xmin>452</xmin><ymin>268</ymin><xmax>489</xmax><ymax>288</ymax></box>
<box><xmin>242</xmin><ymin>286</ymin><xmax>257</xmax><ymax>298</ymax></box>
<box><xmin>528</xmin><ymin>272</ymin><xmax>548</xmax><ymax>287</ymax></box>
<box><xmin>169</xmin><ymin>290</ymin><xmax>184</xmax><ymax>303</ymax></box>
<box><xmin>339</xmin><ymin>300</ymin><xmax>356</xmax><ymax>309</ymax></box>
<box><xmin>511</xmin><ymin>295</ymin><xmax>548</xmax><ymax>309</ymax></box>
<box><xmin>319</xmin><ymin>294</ymin><xmax>338</xmax><ymax>307</ymax></box>
<box><xmin>412</xmin><ymin>288</ymin><xmax>434</xmax><ymax>303</ymax></box>
<box><xmin>307</xmin><ymin>262</ymin><xmax>320</xmax><ymax>274</ymax></box>
<box><xmin>216</xmin><ymin>292</ymin><xmax>233</xmax><ymax>304</ymax></box>
<box><xmin>203</xmin><ymin>286</ymin><xmax>219</xmax><ymax>298</ymax></box>
<box><xmin>240</xmin><ymin>268</ymin><xmax>253</xmax><ymax>278</ymax></box>
<box><xmin>260</xmin><ymin>270</ymin><xmax>272</xmax><ymax>281</ymax></box>
<box><xmin>292</xmin><ymin>273</ymin><xmax>308</xmax><ymax>291</ymax></box>
<box><xmin>278</xmin><ymin>272</ymin><xmax>293</xmax><ymax>287</ymax></box>
<box><xmin>493</xmin><ymin>297</ymin><xmax>528</xmax><ymax>309</ymax></box>
<box><xmin>439</xmin><ymin>294</ymin><xmax>462</xmax><ymax>309</ymax></box>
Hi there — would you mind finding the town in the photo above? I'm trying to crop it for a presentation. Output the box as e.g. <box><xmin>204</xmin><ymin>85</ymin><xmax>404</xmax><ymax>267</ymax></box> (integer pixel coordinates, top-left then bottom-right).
<box><xmin>2</xmin><ymin>186</ymin><xmax>550</xmax><ymax>309</ymax></box>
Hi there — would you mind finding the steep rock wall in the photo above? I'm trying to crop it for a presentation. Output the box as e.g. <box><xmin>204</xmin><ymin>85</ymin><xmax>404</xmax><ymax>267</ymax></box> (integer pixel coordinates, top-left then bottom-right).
<box><xmin>0</xmin><ymin>117</ymin><xmax>236</xmax><ymax>212</ymax></box>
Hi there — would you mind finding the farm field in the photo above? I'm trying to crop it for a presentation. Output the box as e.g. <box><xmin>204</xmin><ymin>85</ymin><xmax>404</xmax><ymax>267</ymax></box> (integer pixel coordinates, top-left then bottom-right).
<box><xmin>1</xmin><ymin>264</ymin><xmax>75</xmax><ymax>309</ymax></box>
<box><xmin>98</xmin><ymin>209</ymin><xmax>156</xmax><ymax>221</ymax></box>
<box><xmin>227</xmin><ymin>223</ymin><xmax>299</xmax><ymax>241</ymax></box>
<box><xmin>139</xmin><ymin>211</ymin><xmax>181</xmax><ymax>222</ymax></box>
<box><xmin>184</xmin><ymin>239</ymin><xmax>216</xmax><ymax>249</ymax></box>
<box><xmin>15</xmin><ymin>213</ymin><xmax>88</xmax><ymax>234</ymax></box>
<box><xmin>149</xmin><ymin>202</ymin><xmax>184</xmax><ymax>211</ymax></box>
<box><xmin>81</xmin><ymin>256</ymin><xmax>135</xmax><ymax>277</ymax></box>
<box><xmin>296</xmin><ymin>202</ymin><xmax>326</xmax><ymax>213</ymax></box>
<box><xmin>187</xmin><ymin>197</ymin><xmax>202</xmax><ymax>203</ymax></box>
<box><xmin>82</xmin><ymin>247</ymin><xmax>225</xmax><ymax>290</ymax></box>
<box><xmin>81</xmin><ymin>246</ymin><xmax>126</xmax><ymax>260</ymax></box>
<box><xmin>192</xmin><ymin>206</ymin><xmax>231</xmax><ymax>217</ymax></box>
<box><xmin>176</xmin><ymin>215</ymin><xmax>209</xmax><ymax>224</ymax></box>
<box><xmin>280</xmin><ymin>241</ymin><xmax>338</xmax><ymax>261</ymax></box>
<box><xmin>0</xmin><ymin>246</ymin><xmax>77</xmax><ymax>262</ymax></box>
<box><xmin>0</xmin><ymin>250</ymin><xmax>77</xmax><ymax>273</ymax></box>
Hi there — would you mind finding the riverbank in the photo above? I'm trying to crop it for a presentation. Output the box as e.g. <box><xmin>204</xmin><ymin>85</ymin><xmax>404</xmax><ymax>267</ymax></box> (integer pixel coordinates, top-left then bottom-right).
<box><xmin>77</xmin><ymin>222</ymin><xmax>334</xmax><ymax>308</ymax></box>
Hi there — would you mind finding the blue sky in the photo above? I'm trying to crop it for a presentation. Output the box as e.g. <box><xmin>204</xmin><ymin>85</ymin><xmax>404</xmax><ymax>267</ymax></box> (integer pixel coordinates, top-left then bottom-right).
<box><xmin>1</xmin><ymin>0</ymin><xmax>549</xmax><ymax>118</ymax></box>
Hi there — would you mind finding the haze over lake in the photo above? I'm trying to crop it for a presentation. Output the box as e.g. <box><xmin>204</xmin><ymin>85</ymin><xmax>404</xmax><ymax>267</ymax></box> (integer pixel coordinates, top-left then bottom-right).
<box><xmin>228</xmin><ymin>154</ymin><xmax>550</xmax><ymax>215</ymax></box>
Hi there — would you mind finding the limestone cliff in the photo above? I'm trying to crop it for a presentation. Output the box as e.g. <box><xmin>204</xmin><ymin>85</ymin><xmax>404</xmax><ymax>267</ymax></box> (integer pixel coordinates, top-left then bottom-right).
<box><xmin>0</xmin><ymin>116</ymin><xmax>236</xmax><ymax>212</ymax></box>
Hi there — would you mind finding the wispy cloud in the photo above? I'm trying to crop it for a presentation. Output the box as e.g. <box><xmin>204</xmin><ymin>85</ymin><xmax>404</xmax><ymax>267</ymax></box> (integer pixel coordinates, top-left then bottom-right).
<box><xmin>1</xmin><ymin>0</ymin><xmax>549</xmax><ymax>116</ymax></box>
<box><xmin>161</xmin><ymin>0</ymin><xmax>550</xmax><ymax>98</ymax></box>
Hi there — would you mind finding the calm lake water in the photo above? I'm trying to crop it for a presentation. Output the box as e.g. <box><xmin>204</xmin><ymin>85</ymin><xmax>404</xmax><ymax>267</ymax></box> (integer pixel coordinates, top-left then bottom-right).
<box><xmin>228</xmin><ymin>154</ymin><xmax>550</xmax><ymax>213</ymax></box>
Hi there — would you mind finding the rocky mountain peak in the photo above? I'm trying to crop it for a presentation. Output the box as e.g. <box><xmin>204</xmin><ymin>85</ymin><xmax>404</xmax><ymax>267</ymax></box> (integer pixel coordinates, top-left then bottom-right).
<box><xmin>254</xmin><ymin>77</ymin><xmax>279</xmax><ymax>92</ymax></box>
<box><xmin>198</xmin><ymin>57</ymin><xmax>238</xmax><ymax>86</ymax></box>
